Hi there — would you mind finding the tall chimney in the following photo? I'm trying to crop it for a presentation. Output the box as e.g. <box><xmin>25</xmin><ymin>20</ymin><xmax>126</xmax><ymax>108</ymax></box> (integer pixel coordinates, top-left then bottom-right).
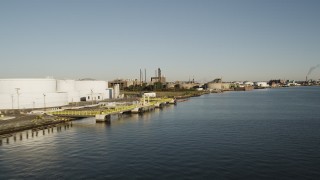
<box><xmin>306</xmin><ymin>76</ymin><xmax>308</xmax><ymax>82</ymax></box>
<box><xmin>145</xmin><ymin>68</ymin><xmax>147</xmax><ymax>83</ymax></box>
<box><xmin>158</xmin><ymin>68</ymin><xmax>161</xmax><ymax>83</ymax></box>
<box><xmin>140</xmin><ymin>69</ymin><xmax>142</xmax><ymax>84</ymax></box>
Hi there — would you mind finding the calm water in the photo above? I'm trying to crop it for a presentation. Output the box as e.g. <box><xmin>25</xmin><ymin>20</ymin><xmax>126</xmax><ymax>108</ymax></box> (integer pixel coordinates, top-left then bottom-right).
<box><xmin>1</xmin><ymin>86</ymin><xmax>320</xmax><ymax>179</ymax></box>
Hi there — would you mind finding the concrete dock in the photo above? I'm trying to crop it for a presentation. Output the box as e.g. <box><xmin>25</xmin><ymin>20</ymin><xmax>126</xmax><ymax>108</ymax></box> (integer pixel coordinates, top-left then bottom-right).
<box><xmin>48</xmin><ymin>98</ymin><xmax>176</xmax><ymax>122</ymax></box>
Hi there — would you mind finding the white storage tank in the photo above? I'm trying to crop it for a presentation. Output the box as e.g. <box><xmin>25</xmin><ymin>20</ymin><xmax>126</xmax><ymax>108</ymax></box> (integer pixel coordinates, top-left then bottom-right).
<box><xmin>57</xmin><ymin>79</ymin><xmax>76</xmax><ymax>92</ymax></box>
<box><xmin>0</xmin><ymin>78</ymin><xmax>57</xmax><ymax>94</ymax></box>
<box><xmin>0</xmin><ymin>92</ymin><xmax>69</xmax><ymax>109</ymax></box>
<box><xmin>75</xmin><ymin>80</ymin><xmax>108</xmax><ymax>97</ymax></box>
<box><xmin>57</xmin><ymin>80</ymin><xmax>80</xmax><ymax>102</ymax></box>
<box><xmin>0</xmin><ymin>78</ymin><xmax>111</xmax><ymax>109</ymax></box>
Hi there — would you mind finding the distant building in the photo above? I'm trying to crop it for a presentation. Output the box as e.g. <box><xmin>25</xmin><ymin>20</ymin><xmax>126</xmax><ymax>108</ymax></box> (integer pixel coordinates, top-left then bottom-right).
<box><xmin>255</xmin><ymin>82</ymin><xmax>269</xmax><ymax>88</ymax></box>
<box><xmin>151</xmin><ymin>76</ymin><xmax>166</xmax><ymax>84</ymax></box>
<box><xmin>269</xmin><ymin>79</ymin><xmax>286</xmax><ymax>87</ymax></box>
<box><xmin>144</xmin><ymin>92</ymin><xmax>156</xmax><ymax>98</ymax></box>
<box><xmin>286</xmin><ymin>80</ymin><xmax>300</xmax><ymax>86</ymax></box>
<box><xmin>244</xmin><ymin>81</ymin><xmax>254</xmax><ymax>86</ymax></box>
<box><xmin>179</xmin><ymin>82</ymin><xmax>199</xmax><ymax>89</ymax></box>
<box><xmin>166</xmin><ymin>82</ymin><xmax>176</xmax><ymax>89</ymax></box>
<box><xmin>113</xmin><ymin>84</ymin><xmax>120</xmax><ymax>98</ymax></box>
<box><xmin>151</xmin><ymin>67</ymin><xmax>166</xmax><ymax>84</ymax></box>
<box><xmin>109</xmin><ymin>79</ymin><xmax>139</xmax><ymax>89</ymax></box>
<box><xmin>222</xmin><ymin>83</ymin><xmax>232</xmax><ymax>90</ymax></box>
<box><xmin>206</xmin><ymin>78</ymin><xmax>232</xmax><ymax>91</ymax></box>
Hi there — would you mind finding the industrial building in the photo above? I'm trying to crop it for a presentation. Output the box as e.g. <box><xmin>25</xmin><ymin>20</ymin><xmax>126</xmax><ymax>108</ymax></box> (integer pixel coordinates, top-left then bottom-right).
<box><xmin>0</xmin><ymin>78</ymin><xmax>111</xmax><ymax>110</ymax></box>
<box><xmin>109</xmin><ymin>79</ymin><xmax>139</xmax><ymax>89</ymax></box>
<box><xmin>206</xmin><ymin>78</ymin><xmax>232</xmax><ymax>91</ymax></box>
<box><xmin>150</xmin><ymin>68</ymin><xmax>166</xmax><ymax>84</ymax></box>
<box><xmin>254</xmin><ymin>82</ymin><xmax>269</xmax><ymax>88</ymax></box>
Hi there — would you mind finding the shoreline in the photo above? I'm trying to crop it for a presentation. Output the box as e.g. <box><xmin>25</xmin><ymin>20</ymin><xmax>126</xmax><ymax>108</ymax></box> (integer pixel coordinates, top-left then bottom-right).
<box><xmin>0</xmin><ymin>92</ymin><xmax>204</xmax><ymax>136</ymax></box>
<box><xmin>0</xmin><ymin>114</ymin><xmax>74</xmax><ymax>136</ymax></box>
<box><xmin>1</xmin><ymin>86</ymin><xmax>314</xmax><ymax>136</ymax></box>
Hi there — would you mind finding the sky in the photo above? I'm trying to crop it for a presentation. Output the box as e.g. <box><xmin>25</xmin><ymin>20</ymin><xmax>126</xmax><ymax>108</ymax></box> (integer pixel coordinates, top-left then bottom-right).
<box><xmin>0</xmin><ymin>0</ymin><xmax>320</xmax><ymax>82</ymax></box>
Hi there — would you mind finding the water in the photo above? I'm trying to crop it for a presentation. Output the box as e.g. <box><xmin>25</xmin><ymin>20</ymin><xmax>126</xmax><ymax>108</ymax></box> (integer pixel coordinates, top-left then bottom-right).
<box><xmin>1</xmin><ymin>86</ymin><xmax>320</xmax><ymax>179</ymax></box>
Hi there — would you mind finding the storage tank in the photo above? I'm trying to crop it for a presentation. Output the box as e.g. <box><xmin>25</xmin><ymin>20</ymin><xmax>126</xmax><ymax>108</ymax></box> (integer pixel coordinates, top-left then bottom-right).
<box><xmin>0</xmin><ymin>92</ymin><xmax>69</xmax><ymax>109</ymax></box>
<box><xmin>0</xmin><ymin>78</ymin><xmax>71</xmax><ymax>109</ymax></box>
<box><xmin>0</xmin><ymin>78</ymin><xmax>57</xmax><ymax>93</ymax></box>
<box><xmin>75</xmin><ymin>80</ymin><xmax>108</xmax><ymax>96</ymax></box>
<box><xmin>57</xmin><ymin>80</ymin><xmax>76</xmax><ymax>92</ymax></box>
<box><xmin>57</xmin><ymin>80</ymin><xmax>81</xmax><ymax>102</ymax></box>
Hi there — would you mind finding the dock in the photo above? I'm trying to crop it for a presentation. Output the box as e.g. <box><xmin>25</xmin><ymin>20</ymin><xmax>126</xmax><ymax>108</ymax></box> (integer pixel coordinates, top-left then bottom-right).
<box><xmin>48</xmin><ymin>98</ymin><xmax>176</xmax><ymax>122</ymax></box>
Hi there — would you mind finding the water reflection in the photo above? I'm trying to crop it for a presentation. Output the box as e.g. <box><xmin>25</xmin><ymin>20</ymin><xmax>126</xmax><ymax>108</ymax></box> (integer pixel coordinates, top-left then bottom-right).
<box><xmin>0</xmin><ymin>122</ymin><xmax>73</xmax><ymax>146</ymax></box>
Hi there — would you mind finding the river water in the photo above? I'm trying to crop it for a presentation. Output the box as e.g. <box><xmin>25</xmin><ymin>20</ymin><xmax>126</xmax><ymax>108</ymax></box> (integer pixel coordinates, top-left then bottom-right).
<box><xmin>1</xmin><ymin>86</ymin><xmax>320</xmax><ymax>179</ymax></box>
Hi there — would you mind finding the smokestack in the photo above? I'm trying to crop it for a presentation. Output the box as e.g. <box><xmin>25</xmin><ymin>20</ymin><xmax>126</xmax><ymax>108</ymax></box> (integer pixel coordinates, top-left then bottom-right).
<box><xmin>140</xmin><ymin>69</ymin><xmax>142</xmax><ymax>84</ymax></box>
<box><xmin>142</xmin><ymin>71</ymin><xmax>144</xmax><ymax>83</ymax></box>
<box><xmin>145</xmin><ymin>68</ymin><xmax>147</xmax><ymax>83</ymax></box>
<box><xmin>158</xmin><ymin>68</ymin><xmax>161</xmax><ymax>83</ymax></box>
<box><xmin>306</xmin><ymin>76</ymin><xmax>308</xmax><ymax>82</ymax></box>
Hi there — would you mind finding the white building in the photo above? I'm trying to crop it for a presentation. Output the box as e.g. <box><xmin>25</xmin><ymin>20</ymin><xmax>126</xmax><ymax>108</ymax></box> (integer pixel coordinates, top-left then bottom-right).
<box><xmin>144</xmin><ymin>92</ymin><xmax>156</xmax><ymax>98</ymax></box>
<box><xmin>0</xmin><ymin>78</ymin><xmax>110</xmax><ymax>110</ymax></box>
<box><xmin>244</xmin><ymin>81</ymin><xmax>254</xmax><ymax>86</ymax></box>
<box><xmin>75</xmin><ymin>80</ymin><xmax>109</xmax><ymax>101</ymax></box>
<box><xmin>255</xmin><ymin>82</ymin><xmax>269</xmax><ymax>88</ymax></box>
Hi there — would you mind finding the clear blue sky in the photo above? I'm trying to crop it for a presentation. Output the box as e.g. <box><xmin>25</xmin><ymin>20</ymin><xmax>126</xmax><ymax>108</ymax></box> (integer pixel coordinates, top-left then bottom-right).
<box><xmin>1</xmin><ymin>0</ymin><xmax>319</xmax><ymax>82</ymax></box>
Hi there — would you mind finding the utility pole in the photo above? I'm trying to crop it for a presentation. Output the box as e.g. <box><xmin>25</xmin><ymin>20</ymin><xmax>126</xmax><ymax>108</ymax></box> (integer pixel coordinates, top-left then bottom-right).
<box><xmin>43</xmin><ymin>94</ymin><xmax>46</xmax><ymax>112</ymax></box>
<box><xmin>91</xmin><ymin>89</ymin><xmax>93</xmax><ymax>105</ymax></box>
<box><xmin>15</xmin><ymin>88</ymin><xmax>20</xmax><ymax>110</ymax></box>
<box><xmin>11</xmin><ymin>94</ymin><xmax>13</xmax><ymax>110</ymax></box>
<box><xmin>140</xmin><ymin>69</ymin><xmax>142</xmax><ymax>85</ymax></box>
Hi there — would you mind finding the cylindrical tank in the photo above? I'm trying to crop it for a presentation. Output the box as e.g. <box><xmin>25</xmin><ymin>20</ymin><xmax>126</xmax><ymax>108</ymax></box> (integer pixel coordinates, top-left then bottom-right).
<box><xmin>0</xmin><ymin>79</ymin><xmax>57</xmax><ymax>94</ymax></box>
<box><xmin>0</xmin><ymin>92</ymin><xmax>69</xmax><ymax>109</ymax></box>
<box><xmin>75</xmin><ymin>80</ymin><xmax>107</xmax><ymax>96</ymax></box>
<box><xmin>57</xmin><ymin>80</ymin><xmax>76</xmax><ymax>92</ymax></box>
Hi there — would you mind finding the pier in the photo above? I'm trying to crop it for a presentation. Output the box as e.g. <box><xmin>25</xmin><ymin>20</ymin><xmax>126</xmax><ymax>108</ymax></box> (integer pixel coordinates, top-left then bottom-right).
<box><xmin>48</xmin><ymin>98</ymin><xmax>176</xmax><ymax>122</ymax></box>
